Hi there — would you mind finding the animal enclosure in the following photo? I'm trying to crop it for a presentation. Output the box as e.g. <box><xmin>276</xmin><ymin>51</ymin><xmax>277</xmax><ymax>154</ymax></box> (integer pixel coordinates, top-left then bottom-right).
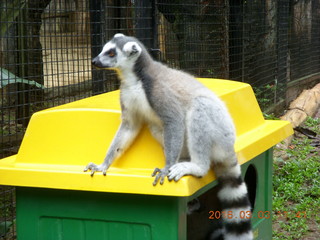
<box><xmin>1</xmin><ymin>0</ymin><xmax>320</xmax><ymax>239</ymax></box>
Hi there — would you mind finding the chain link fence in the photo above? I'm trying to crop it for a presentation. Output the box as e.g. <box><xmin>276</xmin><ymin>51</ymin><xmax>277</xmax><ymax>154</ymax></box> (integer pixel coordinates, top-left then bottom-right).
<box><xmin>1</xmin><ymin>1</ymin><xmax>320</xmax><ymax>239</ymax></box>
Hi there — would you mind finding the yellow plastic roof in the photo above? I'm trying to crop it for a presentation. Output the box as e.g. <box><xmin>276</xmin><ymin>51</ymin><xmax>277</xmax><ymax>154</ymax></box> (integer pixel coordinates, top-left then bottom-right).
<box><xmin>0</xmin><ymin>79</ymin><xmax>293</xmax><ymax>196</ymax></box>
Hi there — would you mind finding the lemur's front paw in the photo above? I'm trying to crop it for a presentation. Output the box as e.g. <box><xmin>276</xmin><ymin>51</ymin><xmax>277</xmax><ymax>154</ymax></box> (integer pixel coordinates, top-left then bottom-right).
<box><xmin>84</xmin><ymin>163</ymin><xmax>108</xmax><ymax>176</ymax></box>
<box><xmin>152</xmin><ymin>167</ymin><xmax>169</xmax><ymax>186</ymax></box>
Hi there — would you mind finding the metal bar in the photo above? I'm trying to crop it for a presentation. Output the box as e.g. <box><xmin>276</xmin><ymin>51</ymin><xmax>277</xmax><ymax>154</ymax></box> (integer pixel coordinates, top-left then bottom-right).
<box><xmin>89</xmin><ymin>0</ymin><xmax>104</xmax><ymax>95</ymax></box>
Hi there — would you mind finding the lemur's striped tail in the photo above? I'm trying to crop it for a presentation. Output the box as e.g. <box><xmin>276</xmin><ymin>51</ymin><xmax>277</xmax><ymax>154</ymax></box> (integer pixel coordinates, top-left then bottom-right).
<box><xmin>210</xmin><ymin>163</ymin><xmax>253</xmax><ymax>240</ymax></box>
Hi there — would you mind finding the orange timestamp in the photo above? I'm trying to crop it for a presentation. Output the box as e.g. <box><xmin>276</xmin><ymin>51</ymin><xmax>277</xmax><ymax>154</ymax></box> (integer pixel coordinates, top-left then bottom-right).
<box><xmin>209</xmin><ymin>210</ymin><xmax>309</xmax><ymax>220</ymax></box>
<box><xmin>276</xmin><ymin>211</ymin><xmax>307</xmax><ymax>218</ymax></box>
<box><xmin>208</xmin><ymin>210</ymin><xmax>271</xmax><ymax>220</ymax></box>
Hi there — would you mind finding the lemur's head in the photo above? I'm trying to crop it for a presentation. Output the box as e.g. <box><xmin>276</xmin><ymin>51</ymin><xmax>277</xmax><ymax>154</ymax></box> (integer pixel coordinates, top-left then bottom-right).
<box><xmin>92</xmin><ymin>33</ymin><xmax>144</xmax><ymax>70</ymax></box>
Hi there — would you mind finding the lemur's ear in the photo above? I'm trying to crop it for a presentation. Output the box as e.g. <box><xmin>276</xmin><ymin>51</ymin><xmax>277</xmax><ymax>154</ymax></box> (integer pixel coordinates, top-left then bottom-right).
<box><xmin>114</xmin><ymin>33</ymin><xmax>125</xmax><ymax>38</ymax></box>
<box><xmin>123</xmin><ymin>42</ymin><xmax>141</xmax><ymax>57</ymax></box>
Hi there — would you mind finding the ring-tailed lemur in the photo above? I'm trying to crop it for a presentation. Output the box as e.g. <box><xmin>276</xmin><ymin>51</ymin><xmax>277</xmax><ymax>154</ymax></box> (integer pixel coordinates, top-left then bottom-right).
<box><xmin>84</xmin><ymin>33</ymin><xmax>253</xmax><ymax>240</ymax></box>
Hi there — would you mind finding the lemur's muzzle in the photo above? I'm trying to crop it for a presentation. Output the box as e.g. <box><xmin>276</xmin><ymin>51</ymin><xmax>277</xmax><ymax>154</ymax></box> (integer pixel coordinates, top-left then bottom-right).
<box><xmin>92</xmin><ymin>56</ymin><xmax>110</xmax><ymax>69</ymax></box>
<box><xmin>91</xmin><ymin>56</ymin><xmax>103</xmax><ymax>68</ymax></box>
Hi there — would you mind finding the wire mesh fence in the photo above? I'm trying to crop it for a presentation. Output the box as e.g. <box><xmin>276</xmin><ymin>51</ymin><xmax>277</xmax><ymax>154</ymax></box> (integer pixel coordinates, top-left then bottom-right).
<box><xmin>1</xmin><ymin>0</ymin><xmax>320</xmax><ymax>239</ymax></box>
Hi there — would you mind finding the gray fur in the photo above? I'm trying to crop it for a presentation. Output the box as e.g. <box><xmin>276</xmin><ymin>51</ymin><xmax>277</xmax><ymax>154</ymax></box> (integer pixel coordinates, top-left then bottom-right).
<box><xmin>85</xmin><ymin>34</ymin><xmax>253</xmax><ymax>240</ymax></box>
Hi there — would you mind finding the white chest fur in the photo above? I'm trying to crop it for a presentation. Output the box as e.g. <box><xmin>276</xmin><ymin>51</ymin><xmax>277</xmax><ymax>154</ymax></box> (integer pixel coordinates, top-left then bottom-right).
<box><xmin>120</xmin><ymin>74</ymin><xmax>161</xmax><ymax>125</ymax></box>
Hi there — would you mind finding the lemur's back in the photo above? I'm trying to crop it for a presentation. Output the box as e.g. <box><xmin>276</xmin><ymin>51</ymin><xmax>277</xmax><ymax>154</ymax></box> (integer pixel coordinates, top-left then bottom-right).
<box><xmin>147</xmin><ymin>60</ymin><xmax>221</xmax><ymax>105</ymax></box>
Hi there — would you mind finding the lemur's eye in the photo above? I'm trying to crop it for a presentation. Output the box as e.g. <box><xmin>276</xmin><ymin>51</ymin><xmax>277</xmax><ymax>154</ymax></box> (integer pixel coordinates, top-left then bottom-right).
<box><xmin>106</xmin><ymin>49</ymin><xmax>116</xmax><ymax>58</ymax></box>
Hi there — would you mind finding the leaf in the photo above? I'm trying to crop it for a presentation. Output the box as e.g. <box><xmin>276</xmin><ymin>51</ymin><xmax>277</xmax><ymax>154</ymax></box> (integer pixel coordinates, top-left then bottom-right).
<box><xmin>0</xmin><ymin>221</ymin><xmax>13</xmax><ymax>237</ymax></box>
<box><xmin>0</xmin><ymin>67</ymin><xmax>45</xmax><ymax>89</ymax></box>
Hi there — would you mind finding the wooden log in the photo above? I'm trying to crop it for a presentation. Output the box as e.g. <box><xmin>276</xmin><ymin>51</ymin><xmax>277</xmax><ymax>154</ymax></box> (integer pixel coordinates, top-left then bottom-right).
<box><xmin>288</xmin><ymin>83</ymin><xmax>320</xmax><ymax>116</ymax></box>
<box><xmin>279</xmin><ymin>83</ymin><xmax>320</xmax><ymax>148</ymax></box>
<box><xmin>281</xmin><ymin>109</ymin><xmax>308</xmax><ymax>128</ymax></box>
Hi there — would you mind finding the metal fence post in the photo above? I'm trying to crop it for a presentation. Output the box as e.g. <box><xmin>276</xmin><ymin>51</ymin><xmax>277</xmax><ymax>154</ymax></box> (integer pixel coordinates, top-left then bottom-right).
<box><xmin>89</xmin><ymin>0</ymin><xmax>104</xmax><ymax>95</ymax></box>
<box><xmin>277</xmin><ymin>0</ymin><xmax>289</xmax><ymax>105</ymax></box>
<box><xmin>135</xmin><ymin>0</ymin><xmax>159</xmax><ymax>60</ymax></box>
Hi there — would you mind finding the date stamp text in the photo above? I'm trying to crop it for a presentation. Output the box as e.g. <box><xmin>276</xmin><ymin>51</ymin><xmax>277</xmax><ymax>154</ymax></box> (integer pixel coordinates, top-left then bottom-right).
<box><xmin>208</xmin><ymin>210</ymin><xmax>308</xmax><ymax>220</ymax></box>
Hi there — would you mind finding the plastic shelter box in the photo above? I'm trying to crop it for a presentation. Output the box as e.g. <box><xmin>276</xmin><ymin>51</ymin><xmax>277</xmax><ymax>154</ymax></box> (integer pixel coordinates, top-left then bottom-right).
<box><xmin>0</xmin><ymin>79</ymin><xmax>293</xmax><ymax>240</ymax></box>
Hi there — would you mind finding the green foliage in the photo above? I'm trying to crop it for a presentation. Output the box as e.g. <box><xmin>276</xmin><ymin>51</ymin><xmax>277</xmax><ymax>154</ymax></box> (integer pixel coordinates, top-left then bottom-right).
<box><xmin>205</xmin><ymin>69</ymin><xmax>216</xmax><ymax>77</ymax></box>
<box><xmin>263</xmin><ymin>112</ymin><xmax>279</xmax><ymax>120</ymax></box>
<box><xmin>254</xmin><ymin>83</ymin><xmax>277</xmax><ymax>109</ymax></box>
<box><xmin>0</xmin><ymin>221</ymin><xmax>13</xmax><ymax>237</ymax></box>
<box><xmin>273</xmin><ymin>117</ymin><xmax>320</xmax><ymax>239</ymax></box>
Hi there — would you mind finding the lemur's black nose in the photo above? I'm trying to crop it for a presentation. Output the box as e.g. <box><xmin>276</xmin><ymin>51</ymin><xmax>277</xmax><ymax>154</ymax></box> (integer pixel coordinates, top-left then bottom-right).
<box><xmin>92</xmin><ymin>57</ymin><xmax>98</xmax><ymax>66</ymax></box>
